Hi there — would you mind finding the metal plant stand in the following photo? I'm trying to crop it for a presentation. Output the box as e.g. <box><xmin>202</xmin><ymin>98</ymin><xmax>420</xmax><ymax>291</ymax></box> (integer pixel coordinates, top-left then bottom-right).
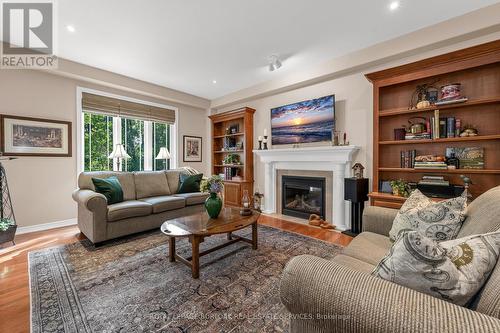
<box><xmin>0</xmin><ymin>157</ymin><xmax>17</xmax><ymax>246</ymax></box>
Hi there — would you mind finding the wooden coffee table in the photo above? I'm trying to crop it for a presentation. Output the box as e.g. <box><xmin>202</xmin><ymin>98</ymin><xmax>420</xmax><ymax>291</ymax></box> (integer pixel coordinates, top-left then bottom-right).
<box><xmin>160</xmin><ymin>207</ymin><xmax>260</xmax><ymax>278</ymax></box>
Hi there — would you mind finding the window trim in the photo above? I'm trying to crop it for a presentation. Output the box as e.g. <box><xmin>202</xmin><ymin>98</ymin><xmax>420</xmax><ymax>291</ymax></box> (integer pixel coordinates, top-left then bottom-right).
<box><xmin>76</xmin><ymin>87</ymin><xmax>178</xmax><ymax>175</ymax></box>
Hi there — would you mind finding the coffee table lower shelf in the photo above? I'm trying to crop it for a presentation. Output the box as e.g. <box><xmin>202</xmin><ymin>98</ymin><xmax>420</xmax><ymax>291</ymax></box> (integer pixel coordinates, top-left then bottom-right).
<box><xmin>167</xmin><ymin>223</ymin><xmax>258</xmax><ymax>279</ymax></box>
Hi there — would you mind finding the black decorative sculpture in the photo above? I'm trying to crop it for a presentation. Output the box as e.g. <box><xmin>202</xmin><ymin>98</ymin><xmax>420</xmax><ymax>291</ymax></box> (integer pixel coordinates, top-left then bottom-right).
<box><xmin>0</xmin><ymin>157</ymin><xmax>17</xmax><ymax>246</ymax></box>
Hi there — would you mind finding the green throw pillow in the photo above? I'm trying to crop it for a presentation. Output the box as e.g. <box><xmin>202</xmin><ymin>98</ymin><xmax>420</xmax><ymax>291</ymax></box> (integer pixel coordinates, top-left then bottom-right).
<box><xmin>177</xmin><ymin>173</ymin><xmax>203</xmax><ymax>193</ymax></box>
<box><xmin>92</xmin><ymin>176</ymin><xmax>124</xmax><ymax>205</ymax></box>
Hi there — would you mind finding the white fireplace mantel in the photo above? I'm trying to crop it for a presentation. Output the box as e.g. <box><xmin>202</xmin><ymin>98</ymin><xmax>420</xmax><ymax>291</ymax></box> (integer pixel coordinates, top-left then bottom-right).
<box><xmin>253</xmin><ymin>145</ymin><xmax>360</xmax><ymax>231</ymax></box>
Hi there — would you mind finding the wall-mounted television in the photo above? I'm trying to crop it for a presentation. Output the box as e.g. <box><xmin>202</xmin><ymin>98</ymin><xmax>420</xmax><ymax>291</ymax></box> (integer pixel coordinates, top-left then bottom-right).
<box><xmin>271</xmin><ymin>95</ymin><xmax>335</xmax><ymax>145</ymax></box>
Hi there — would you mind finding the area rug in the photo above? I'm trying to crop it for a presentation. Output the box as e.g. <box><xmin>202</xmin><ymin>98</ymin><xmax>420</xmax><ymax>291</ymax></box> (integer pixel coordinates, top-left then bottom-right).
<box><xmin>29</xmin><ymin>225</ymin><xmax>342</xmax><ymax>332</ymax></box>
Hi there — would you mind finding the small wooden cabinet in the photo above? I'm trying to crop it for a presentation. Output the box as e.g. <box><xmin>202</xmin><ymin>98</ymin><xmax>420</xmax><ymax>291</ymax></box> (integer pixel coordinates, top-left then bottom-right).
<box><xmin>209</xmin><ymin>108</ymin><xmax>255</xmax><ymax>207</ymax></box>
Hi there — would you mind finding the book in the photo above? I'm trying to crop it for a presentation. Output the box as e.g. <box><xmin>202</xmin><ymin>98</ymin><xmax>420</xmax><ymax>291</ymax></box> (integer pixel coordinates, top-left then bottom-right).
<box><xmin>446</xmin><ymin>117</ymin><xmax>455</xmax><ymax>138</ymax></box>
<box><xmin>439</xmin><ymin>118</ymin><xmax>447</xmax><ymax>139</ymax></box>
<box><xmin>434</xmin><ymin>97</ymin><xmax>468</xmax><ymax>106</ymax></box>
<box><xmin>434</xmin><ymin>110</ymin><xmax>440</xmax><ymax>139</ymax></box>
<box><xmin>455</xmin><ymin>118</ymin><xmax>461</xmax><ymax>137</ymax></box>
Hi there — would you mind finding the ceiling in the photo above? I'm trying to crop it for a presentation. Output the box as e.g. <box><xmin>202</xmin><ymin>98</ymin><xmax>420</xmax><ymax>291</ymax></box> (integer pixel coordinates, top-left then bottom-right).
<box><xmin>57</xmin><ymin>0</ymin><xmax>500</xmax><ymax>100</ymax></box>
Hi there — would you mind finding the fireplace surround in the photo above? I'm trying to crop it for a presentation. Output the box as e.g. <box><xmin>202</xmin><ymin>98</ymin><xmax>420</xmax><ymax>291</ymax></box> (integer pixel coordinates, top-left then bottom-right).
<box><xmin>254</xmin><ymin>146</ymin><xmax>359</xmax><ymax>230</ymax></box>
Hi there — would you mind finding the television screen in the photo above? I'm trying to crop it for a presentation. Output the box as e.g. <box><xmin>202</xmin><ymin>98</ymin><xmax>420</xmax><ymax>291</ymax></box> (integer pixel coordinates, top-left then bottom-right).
<box><xmin>271</xmin><ymin>95</ymin><xmax>335</xmax><ymax>145</ymax></box>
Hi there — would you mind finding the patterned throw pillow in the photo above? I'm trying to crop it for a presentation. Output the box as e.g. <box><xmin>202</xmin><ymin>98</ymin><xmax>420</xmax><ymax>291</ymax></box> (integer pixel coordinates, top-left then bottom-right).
<box><xmin>373</xmin><ymin>230</ymin><xmax>500</xmax><ymax>306</ymax></box>
<box><xmin>389</xmin><ymin>190</ymin><xmax>467</xmax><ymax>242</ymax></box>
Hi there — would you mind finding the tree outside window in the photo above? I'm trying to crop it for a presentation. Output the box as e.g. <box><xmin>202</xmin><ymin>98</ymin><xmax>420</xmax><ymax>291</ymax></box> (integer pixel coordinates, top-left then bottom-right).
<box><xmin>83</xmin><ymin>112</ymin><xmax>171</xmax><ymax>172</ymax></box>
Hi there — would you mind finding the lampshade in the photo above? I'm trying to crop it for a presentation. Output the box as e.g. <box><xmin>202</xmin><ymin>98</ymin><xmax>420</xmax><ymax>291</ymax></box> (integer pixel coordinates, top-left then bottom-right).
<box><xmin>108</xmin><ymin>144</ymin><xmax>131</xmax><ymax>159</ymax></box>
<box><xmin>155</xmin><ymin>147</ymin><xmax>171</xmax><ymax>160</ymax></box>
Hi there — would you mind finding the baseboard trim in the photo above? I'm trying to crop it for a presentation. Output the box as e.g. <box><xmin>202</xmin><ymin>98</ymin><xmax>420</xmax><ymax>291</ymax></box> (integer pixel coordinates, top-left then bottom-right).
<box><xmin>17</xmin><ymin>218</ymin><xmax>78</xmax><ymax>235</ymax></box>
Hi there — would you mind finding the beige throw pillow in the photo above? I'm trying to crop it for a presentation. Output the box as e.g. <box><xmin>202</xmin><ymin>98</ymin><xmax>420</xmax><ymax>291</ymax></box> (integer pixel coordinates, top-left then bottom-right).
<box><xmin>389</xmin><ymin>190</ymin><xmax>467</xmax><ymax>242</ymax></box>
<box><xmin>373</xmin><ymin>230</ymin><xmax>500</xmax><ymax>306</ymax></box>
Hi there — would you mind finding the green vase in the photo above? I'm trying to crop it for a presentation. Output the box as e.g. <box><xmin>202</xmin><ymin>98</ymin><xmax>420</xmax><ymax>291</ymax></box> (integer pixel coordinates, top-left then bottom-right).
<box><xmin>205</xmin><ymin>192</ymin><xmax>222</xmax><ymax>218</ymax></box>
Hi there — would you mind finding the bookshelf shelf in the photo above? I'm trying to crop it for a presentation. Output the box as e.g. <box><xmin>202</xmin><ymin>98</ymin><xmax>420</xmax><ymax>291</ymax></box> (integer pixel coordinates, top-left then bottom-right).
<box><xmin>379</xmin><ymin>135</ymin><xmax>500</xmax><ymax>145</ymax></box>
<box><xmin>379</xmin><ymin>97</ymin><xmax>500</xmax><ymax>117</ymax></box>
<box><xmin>214</xmin><ymin>164</ymin><xmax>245</xmax><ymax>168</ymax></box>
<box><xmin>213</xmin><ymin>133</ymin><xmax>245</xmax><ymax>139</ymax></box>
<box><xmin>213</xmin><ymin>150</ymin><xmax>244</xmax><ymax>153</ymax></box>
<box><xmin>366</xmin><ymin>40</ymin><xmax>500</xmax><ymax>208</ymax></box>
<box><xmin>378</xmin><ymin>167</ymin><xmax>500</xmax><ymax>174</ymax></box>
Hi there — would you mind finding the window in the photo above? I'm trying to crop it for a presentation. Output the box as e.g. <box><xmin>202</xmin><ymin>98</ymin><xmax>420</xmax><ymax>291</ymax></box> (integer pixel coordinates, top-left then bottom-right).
<box><xmin>83</xmin><ymin>113</ymin><xmax>113</xmax><ymax>171</ymax></box>
<box><xmin>153</xmin><ymin>122</ymin><xmax>170</xmax><ymax>171</ymax></box>
<box><xmin>83</xmin><ymin>112</ymin><xmax>173</xmax><ymax>172</ymax></box>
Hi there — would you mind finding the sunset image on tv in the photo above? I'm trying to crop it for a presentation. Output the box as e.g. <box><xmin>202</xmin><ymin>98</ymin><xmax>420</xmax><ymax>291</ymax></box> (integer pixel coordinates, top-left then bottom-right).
<box><xmin>271</xmin><ymin>95</ymin><xmax>335</xmax><ymax>145</ymax></box>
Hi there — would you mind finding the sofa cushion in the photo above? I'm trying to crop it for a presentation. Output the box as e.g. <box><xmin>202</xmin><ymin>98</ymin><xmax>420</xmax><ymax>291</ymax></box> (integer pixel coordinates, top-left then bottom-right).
<box><xmin>139</xmin><ymin>196</ymin><xmax>185</xmax><ymax>214</ymax></box>
<box><xmin>134</xmin><ymin>171</ymin><xmax>171</xmax><ymax>199</ymax></box>
<box><xmin>91</xmin><ymin>176</ymin><xmax>123</xmax><ymax>204</ymax></box>
<box><xmin>332</xmin><ymin>254</ymin><xmax>375</xmax><ymax>274</ymax></box>
<box><xmin>342</xmin><ymin>232</ymin><xmax>393</xmax><ymax>266</ymax></box>
<box><xmin>79</xmin><ymin>171</ymin><xmax>136</xmax><ymax>201</ymax></box>
<box><xmin>107</xmin><ymin>200</ymin><xmax>152</xmax><ymax>222</ymax></box>
<box><xmin>458</xmin><ymin>186</ymin><xmax>500</xmax><ymax>238</ymax></box>
<box><xmin>174</xmin><ymin>192</ymin><xmax>209</xmax><ymax>206</ymax></box>
<box><xmin>389</xmin><ymin>189</ymin><xmax>467</xmax><ymax>242</ymax></box>
<box><xmin>165</xmin><ymin>170</ymin><xmax>182</xmax><ymax>194</ymax></box>
<box><xmin>177</xmin><ymin>173</ymin><xmax>203</xmax><ymax>193</ymax></box>
<box><xmin>372</xmin><ymin>230</ymin><xmax>500</xmax><ymax>306</ymax></box>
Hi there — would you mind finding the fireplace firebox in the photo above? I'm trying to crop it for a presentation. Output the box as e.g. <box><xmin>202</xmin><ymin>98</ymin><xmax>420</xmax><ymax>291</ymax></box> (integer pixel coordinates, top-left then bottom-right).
<box><xmin>282</xmin><ymin>176</ymin><xmax>326</xmax><ymax>220</ymax></box>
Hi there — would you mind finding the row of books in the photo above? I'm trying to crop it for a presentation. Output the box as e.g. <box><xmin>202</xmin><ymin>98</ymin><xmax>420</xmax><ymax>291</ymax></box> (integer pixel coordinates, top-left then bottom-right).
<box><xmin>418</xmin><ymin>175</ymin><xmax>450</xmax><ymax>186</ymax></box>
<box><xmin>222</xmin><ymin>167</ymin><xmax>237</xmax><ymax>180</ymax></box>
<box><xmin>430</xmin><ymin>110</ymin><xmax>462</xmax><ymax>139</ymax></box>
<box><xmin>405</xmin><ymin>132</ymin><xmax>431</xmax><ymax>140</ymax></box>
<box><xmin>400</xmin><ymin>150</ymin><xmax>417</xmax><ymax>168</ymax></box>
<box><xmin>414</xmin><ymin>161</ymin><xmax>448</xmax><ymax>170</ymax></box>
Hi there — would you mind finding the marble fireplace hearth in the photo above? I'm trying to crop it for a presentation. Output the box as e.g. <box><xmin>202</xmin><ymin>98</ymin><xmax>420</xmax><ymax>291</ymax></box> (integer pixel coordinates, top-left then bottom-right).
<box><xmin>254</xmin><ymin>146</ymin><xmax>360</xmax><ymax>231</ymax></box>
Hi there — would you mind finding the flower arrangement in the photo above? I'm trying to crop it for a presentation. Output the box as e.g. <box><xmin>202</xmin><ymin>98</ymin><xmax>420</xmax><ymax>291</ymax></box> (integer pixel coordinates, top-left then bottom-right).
<box><xmin>0</xmin><ymin>218</ymin><xmax>14</xmax><ymax>232</ymax></box>
<box><xmin>201</xmin><ymin>175</ymin><xmax>224</xmax><ymax>194</ymax></box>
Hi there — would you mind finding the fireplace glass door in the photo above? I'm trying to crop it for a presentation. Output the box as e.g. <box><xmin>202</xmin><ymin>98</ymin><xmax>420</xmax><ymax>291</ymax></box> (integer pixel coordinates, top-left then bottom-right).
<box><xmin>282</xmin><ymin>176</ymin><xmax>325</xmax><ymax>220</ymax></box>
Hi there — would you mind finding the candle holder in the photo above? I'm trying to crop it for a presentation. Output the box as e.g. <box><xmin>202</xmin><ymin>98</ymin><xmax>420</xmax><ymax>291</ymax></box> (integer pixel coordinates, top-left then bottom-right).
<box><xmin>263</xmin><ymin>136</ymin><xmax>268</xmax><ymax>150</ymax></box>
<box><xmin>258</xmin><ymin>138</ymin><xmax>263</xmax><ymax>150</ymax></box>
<box><xmin>240</xmin><ymin>190</ymin><xmax>252</xmax><ymax>216</ymax></box>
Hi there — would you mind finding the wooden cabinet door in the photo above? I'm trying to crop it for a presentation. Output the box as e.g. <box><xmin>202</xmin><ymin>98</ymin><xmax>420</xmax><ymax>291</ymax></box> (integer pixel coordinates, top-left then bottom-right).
<box><xmin>224</xmin><ymin>182</ymin><xmax>241</xmax><ymax>207</ymax></box>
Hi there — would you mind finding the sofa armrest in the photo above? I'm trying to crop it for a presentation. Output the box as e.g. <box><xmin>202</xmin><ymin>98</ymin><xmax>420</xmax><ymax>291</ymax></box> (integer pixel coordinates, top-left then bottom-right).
<box><xmin>72</xmin><ymin>189</ymin><xmax>107</xmax><ymax>211</ymax></box>
<box><xmin>72</xmin><ymin>189</ymin><xmax>108</xmax><ymax>243</ymax></box>
<box><xmin>362</xmin><ymin>205</ymin><xmax>398</xmax><ymax>236</ymax></box>
<box><xmin>280</xmin><ymin>255</ymin><xmax>500</xmax><ymax>333</ymax></box>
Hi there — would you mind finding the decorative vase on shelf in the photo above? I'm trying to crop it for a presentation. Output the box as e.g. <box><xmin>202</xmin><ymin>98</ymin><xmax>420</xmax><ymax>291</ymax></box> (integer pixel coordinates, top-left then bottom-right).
<box><xmin>205</xmin><ymin>192</ymin><xmax>222</xmax><ymax>219</ymax></box>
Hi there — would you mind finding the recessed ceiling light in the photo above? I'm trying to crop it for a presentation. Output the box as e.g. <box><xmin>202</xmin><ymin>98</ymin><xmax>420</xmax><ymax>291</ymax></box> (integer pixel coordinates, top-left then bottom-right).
<box><xmin>212</xmin><ymin>80</ymin><xmax>217</xmax><ymax>84</ymax></box>
<box><xmin>389</xmin><ymin>1</ymin><xmax>400</xmax><ymax>11</ymax></box>
<box><xmin>66</xmin><ymin>25</ymin><xmax>75</xmax><ymax>33</ymax></box>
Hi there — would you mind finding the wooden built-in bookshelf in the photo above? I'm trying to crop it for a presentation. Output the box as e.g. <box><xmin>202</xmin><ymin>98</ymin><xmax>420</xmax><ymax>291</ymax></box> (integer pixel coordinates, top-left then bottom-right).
<box><xmin>366</xmin><ymin>40</ymin><xmax>500</xmax><ymax>208</ymax></box>
<box><xmin>208</xmin><ymin>107</ymin><xmax>255</xmax><ymax>207</ymax></box>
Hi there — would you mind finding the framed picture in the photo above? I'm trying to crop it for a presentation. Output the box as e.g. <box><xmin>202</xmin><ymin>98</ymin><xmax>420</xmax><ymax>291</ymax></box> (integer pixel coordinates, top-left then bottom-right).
<box><xmin>1</xmin><ymin>115</ymin><xmax>72</xmax><ymax>157</ymax></box>
<box><xmin>183</xmin><ymin>135</ymin><xmax>202</xmax><ymax>162</ymax></box>
<box><xmin>271</xmin><ymin>95</ymin><xmax>335</xmax><ymax>145</ymax></box>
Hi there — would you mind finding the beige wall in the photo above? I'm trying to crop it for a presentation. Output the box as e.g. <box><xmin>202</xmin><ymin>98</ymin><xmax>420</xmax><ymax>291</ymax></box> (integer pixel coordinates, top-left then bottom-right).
<box><xmin>0</xmin><ymin>69</ymin><xmax>209</xmax><ymax>228</ymax></box>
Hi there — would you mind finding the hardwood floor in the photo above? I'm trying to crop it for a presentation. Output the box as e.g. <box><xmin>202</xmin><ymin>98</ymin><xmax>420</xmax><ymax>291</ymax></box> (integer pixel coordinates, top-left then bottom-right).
<box><xmin>0</xmin><ymin>216</ymin><xmax>352</xmax><ymax>333</ymax></box>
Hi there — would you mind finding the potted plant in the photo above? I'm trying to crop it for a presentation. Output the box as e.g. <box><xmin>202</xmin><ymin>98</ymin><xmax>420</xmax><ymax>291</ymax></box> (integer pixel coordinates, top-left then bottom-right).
<box><xmin>390</xmin><ymin>179</ymin><xmax>411</xmax><ymax>197</ymax></box>
<box><xmin>223</xmin><ymin>154</ymin><xmax>240</xmax><ymax>165</ymax></box>
<box><xmin>200</xmin><ymin>175</ymin><xmax>224</xmax><ymax>218</ymax></box>
<box><xmin>0</xmin><ymin>218</ymin><xmax>16</xmax><ymax>245</ymax></box>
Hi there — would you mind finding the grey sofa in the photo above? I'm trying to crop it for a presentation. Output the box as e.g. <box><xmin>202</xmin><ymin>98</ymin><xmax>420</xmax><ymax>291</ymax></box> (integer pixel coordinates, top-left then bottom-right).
<box><xmin>72</xmin><ymin>170</ymin><xmax>208</xmax><ymax>244</ymax></box>
<box><xmin>280</xmin><ymin>186</ymin><xmax>500</xmax><ymax>332</ymax></box>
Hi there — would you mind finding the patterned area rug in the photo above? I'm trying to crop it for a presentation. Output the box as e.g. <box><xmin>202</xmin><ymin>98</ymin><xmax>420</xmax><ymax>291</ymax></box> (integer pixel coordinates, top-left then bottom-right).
<box><xmin>29</xmin><ymin>225</ymin><xmax>342</xmax><ymax>332</ymax></box>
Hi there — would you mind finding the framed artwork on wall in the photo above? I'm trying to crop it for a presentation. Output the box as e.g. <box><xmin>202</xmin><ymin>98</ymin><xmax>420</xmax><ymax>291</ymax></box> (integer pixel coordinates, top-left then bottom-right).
<box><xmin>1</xmin><ymin>115</ymin><xmax>72</xmax><ymax>157</ymax></box>
<box><xmin>183</xmin><ymin>135</ymin><xmax>202</xmax><ymax>162</ymax></box>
